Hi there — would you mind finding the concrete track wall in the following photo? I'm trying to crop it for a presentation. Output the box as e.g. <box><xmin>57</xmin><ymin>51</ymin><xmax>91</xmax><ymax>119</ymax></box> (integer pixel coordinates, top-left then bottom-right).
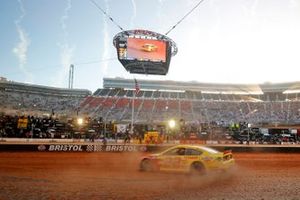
<box><xmin>1</xmin><ymin>141</ymin><xmax>300</xmax><ymax>153</ymax></box>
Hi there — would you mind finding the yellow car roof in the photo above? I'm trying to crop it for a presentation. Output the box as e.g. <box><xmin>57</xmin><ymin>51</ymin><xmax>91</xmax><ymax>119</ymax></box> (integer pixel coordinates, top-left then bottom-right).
<box><xmin>164</xmin><ymin>145</ymin><xmax>220</xmax><ymax>154</ymax></box>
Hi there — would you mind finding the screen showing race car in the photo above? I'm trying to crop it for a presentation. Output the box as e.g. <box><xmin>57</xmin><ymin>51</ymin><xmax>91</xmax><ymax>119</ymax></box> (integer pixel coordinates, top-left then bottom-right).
<box><xmin>125</xmin><ymin>38</ymin><xmax>167</xmax><ymax>62</ymax></box>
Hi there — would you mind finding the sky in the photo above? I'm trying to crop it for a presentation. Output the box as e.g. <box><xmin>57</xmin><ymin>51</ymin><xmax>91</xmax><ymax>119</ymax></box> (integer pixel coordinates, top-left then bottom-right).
<box><xmin>0</xmin><ymin>0</ymin><xmax>300</xmax><ymax>92</ymax></box>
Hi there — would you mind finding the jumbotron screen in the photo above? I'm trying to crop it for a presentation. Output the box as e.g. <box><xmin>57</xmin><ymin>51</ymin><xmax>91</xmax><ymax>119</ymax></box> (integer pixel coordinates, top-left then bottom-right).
<box><xmin>119</xmin><ymin>38</ymin><xmax>167</xmax><ymax>62</ymax></box>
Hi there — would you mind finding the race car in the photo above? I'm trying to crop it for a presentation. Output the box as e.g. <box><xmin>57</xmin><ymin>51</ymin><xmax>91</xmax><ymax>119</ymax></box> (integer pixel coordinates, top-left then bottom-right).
<box><xmin>141</xmin><ymin>43</ymin><xmax>158</xmax><ymax>52</ymax></box>
<box><xmin>140</xmin><ymin>145</ymin><xmax>234</xmax><ymax>174</ymax></box>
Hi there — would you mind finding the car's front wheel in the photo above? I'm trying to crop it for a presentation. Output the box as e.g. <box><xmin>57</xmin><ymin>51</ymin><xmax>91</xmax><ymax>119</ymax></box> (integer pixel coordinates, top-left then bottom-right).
<box><xmin>140</xmin><ymin>159</ymin><xmax>153</xmax><ymax>172</ymax></box>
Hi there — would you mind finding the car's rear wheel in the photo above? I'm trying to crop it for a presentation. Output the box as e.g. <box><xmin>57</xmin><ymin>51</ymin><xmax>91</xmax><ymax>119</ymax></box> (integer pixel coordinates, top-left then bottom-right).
<box><xmin>190</xmin><ymin>162</ymin><xmax>205</xmax><ymax>175</ymax></box>
<box><xmin>140</xmin><ymin>159</ymin><xmax>153</xmax><ymax>172</ymax></box>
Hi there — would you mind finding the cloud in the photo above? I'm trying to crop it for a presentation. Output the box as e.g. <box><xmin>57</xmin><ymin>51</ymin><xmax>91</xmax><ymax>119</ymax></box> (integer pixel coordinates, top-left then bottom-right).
<box><xmin>289</xmin><ymin>0</ymin><xmax>298</xmax><ymax>8</ymax></box>
<box><xmin>250</xmin><ymin>0</ymin><xmax>259</xmax><ymax>16</ymax></box>
<box><xmin>56</xmin><ymin>43</ymin><xmax>74</xmax><ymax>87</ymax></box>
<box><xmin>156</xmin><ymin>0</ymin><xmax>170</xmax><ymax>32</ymax></box>
<box><xmin>56</xmin><ymin>0</ymin><xmax>74</xmax><ymax>88</ymax></box>
<box><xmin>130</xmin><ymin>0</ymin><xmax>137</xmax><ymax>28</ymax></box>
<box><xmin>13</xmin><ymin>0</ymin><xmax>32</xmax><ymax>82</ymax></box>
<box><xmin>158</xmin><ymin>0</ymin><xmax>168</xmax><ymax>4</ymax></box>
<box><xmin>13</xmin><ymin>26</ymin><xmax>30</xmax><ymax>69</ymax></box>
<box><xmin>61</xmin><ymin>0</ymin><xmax>72</xmax><ymax>40</ymax></box>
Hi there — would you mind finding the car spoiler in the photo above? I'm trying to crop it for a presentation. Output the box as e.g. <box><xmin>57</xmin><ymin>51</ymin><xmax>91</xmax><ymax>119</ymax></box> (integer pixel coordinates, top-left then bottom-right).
<box><xmin>223</xmin><ymin>149</ymin><xmax>232</xmax><ymax>155</ymax></box>
<box><xmin>223</xmin><ymin>149</ymin><xmax>233</xmax><ymax>160</ymax></box>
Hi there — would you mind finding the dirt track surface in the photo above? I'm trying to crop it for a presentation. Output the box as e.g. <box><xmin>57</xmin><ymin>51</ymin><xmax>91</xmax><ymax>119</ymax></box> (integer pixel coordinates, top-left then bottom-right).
<box><xmin>0</xmin><ymin>152</ymin><xmax>300</xmax><ymax>200</ymax></box>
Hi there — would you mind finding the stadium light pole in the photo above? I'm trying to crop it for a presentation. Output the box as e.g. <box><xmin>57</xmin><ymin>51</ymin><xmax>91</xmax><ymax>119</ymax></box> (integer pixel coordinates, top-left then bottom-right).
<box><xmin>247</xmin><ymin>123</ymin><xmax>251</xmax><ymax>144</ymax></box>
<box><xmin>130</xmin><ymin>91</ymin><xmax>135</xmax><ymax>134</ymax></box>
<box><xmin>131</xmin><ymin>78</ymin><xmax>139</xmax><ymax>135</ymax></box>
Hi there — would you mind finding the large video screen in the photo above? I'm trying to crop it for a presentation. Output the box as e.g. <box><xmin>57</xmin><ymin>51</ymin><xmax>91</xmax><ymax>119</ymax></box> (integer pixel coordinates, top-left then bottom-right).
<box><xmin>122</xmin><ymin>38</ymin><xmax>167</xmax><ymax>62</ymax></box>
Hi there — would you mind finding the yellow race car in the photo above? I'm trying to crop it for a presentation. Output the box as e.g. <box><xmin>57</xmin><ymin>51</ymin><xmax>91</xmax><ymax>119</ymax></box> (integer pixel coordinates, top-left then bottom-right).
<box><xmin>141</xmin><ymin>43</ymin><xmax>158</xmax><ymax>52</ymax></box>
<box><xmin>140</xmin><ymin>145</ymin><xmax>234</xmax><ymax>174</ymax></box>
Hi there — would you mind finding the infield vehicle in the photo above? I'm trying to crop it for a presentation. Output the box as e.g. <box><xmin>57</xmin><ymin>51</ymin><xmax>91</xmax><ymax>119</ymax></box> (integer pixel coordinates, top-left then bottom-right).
<box><xmin>140</xmin><ymin>145</ymin><xmax>234</xmax><ymax>174</ymax></box>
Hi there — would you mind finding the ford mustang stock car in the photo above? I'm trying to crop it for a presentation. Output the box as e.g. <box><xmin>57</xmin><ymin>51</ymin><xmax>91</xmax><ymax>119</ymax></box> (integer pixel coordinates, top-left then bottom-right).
<box><xmin>140</xmin><ymin>145</ymin><xmax>234</xmax><ymax>174</ymax></box>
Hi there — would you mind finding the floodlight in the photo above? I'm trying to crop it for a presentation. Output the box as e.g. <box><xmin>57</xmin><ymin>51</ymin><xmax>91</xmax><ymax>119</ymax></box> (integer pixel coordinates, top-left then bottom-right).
<box><xmin>77</xmin><ymin>118</ymin><xmax>83</xmax><ymax>126</ymax></box>
<box><xmin>168</xmin><ymin>119</ymin><xmax>176</xmax><ymax>129</ymax></box>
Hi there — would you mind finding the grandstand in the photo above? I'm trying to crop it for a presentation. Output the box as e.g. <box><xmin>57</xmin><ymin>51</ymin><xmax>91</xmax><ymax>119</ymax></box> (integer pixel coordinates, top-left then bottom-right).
<box><xmin>81</xmin><ymin>78</ymin><xmax>300</xmax><ymax>125</ymax></box>
<box><xmin>0</xmin><ymin>79</ymin><xmax>91</xmax><ymax>116</ymax></box>
<box><xmin>1</xmin><ymin>77</ymin><xmax>300</xmax><ymax>126</ymax></box>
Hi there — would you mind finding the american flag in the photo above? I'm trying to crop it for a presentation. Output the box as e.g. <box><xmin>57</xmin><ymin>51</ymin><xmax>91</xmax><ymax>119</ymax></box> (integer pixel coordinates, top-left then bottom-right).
<box><xmin>134</xmin><ymin>78</ymin><xmax>140</xmax><ymax>94</ymax></box>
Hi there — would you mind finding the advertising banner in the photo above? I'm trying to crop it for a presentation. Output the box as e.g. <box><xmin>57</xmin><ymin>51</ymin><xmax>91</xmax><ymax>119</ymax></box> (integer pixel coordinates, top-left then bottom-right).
<box><xmin>0</xmin><ymin>144</ymin><xmax>148</xmax><ymax>152</ymax></box>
